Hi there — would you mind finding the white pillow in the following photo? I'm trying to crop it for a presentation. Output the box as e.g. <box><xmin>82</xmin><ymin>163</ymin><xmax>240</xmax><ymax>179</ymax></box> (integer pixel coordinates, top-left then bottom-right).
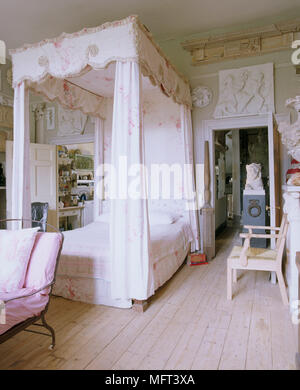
<box><xmin>95</xmin><ymin>213</ymin><xmax>110</xmax><ymax>223</ymax></box>
<box><xmin>149</xmin><ymin>211</ymin><xmax>181</xmax><ymax>226</ymax></box>
<box><xmin>0</xmin><ymin>227</ymin><xmax>39</xmax><ymax>292</ymax></box>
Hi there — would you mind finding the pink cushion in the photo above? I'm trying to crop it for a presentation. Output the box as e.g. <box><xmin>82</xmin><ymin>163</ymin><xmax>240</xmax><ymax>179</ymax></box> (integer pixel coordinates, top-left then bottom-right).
<box><xmin>0</xmin><ymin>228</ymin><xmax>39</xmax><ymax>293</ymax></box>
<box><xmin>24</xmin><ymin>232</ymin><xmax>63</xmax><ymax>292</ymax></box>
<box><xmin>0</xmin><ymin>288</ymin><xmax>49</xmax><ymax>335</ymax></box>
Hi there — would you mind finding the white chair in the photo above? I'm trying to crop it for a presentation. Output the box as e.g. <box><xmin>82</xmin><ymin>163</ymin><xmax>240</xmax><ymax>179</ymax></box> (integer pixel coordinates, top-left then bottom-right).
<box><xmin>227</xmin><ymin>214</ymin><xmax>289</xmax><ymax>305</ymax></box>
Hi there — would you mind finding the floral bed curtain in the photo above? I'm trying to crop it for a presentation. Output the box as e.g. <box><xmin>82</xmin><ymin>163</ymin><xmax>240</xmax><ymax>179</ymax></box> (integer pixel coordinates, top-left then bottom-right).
<box><xmin>110</xmin><ymin>61</ymin><xmax>154</xmax><ymax>301</ymax></box>
<box><xmin>11</xmin><ymin>82</ymin><xmax>31</xmax><ymax>227</ymax></box>
<box><xmin>94</xmin><ymin>117</ymin><xmax>104</xmax><ymax>220</ymax></box>
<box><xmin>181</xmin><ymin>104</ymin><xmax>200</xmax><ymax>252</ymax></box>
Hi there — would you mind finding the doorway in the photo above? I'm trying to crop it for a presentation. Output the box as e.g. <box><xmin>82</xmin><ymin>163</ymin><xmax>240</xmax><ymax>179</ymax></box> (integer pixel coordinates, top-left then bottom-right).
<box><xmin>57</xmin><ymin>142</ymin><xmax>94</xmax><ymax>231</ymax></box>
<box><xmin>204</xmin><ymin>112</ymin><xmax>288</xmax><ymax>256</ymax></box>
<box><xmin>214</xmin><ymin>127</ymin><xmax>270</xmax><ymax>238</ymax></box>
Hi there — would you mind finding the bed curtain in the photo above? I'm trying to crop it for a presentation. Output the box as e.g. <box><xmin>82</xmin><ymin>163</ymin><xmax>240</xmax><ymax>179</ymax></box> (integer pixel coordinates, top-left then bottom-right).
<box><xmin>11</xmin><ymin>82</ymin><xmax>31</xmax><ymax>227</ymax></box>
<box><xmin>94</xmin><ymin>117</ymin><xmax>104</xmax><ymax>220</ymax></box>
<box><xmin>9</xmin><ymin>15</ymin><xmax>200</xmax><ymax>302</ymax></box>
<box><xmin>110</xmin><ymin>61</ymin><xmax>154</xmax><ymax>301</ymax></box>
<box><xmin>181</xmin><ymin>105</ymin><xmax>200</xmax><ymax>252</ymax></box>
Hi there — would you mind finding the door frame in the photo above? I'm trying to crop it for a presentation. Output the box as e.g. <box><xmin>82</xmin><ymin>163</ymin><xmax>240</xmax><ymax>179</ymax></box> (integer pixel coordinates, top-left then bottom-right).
<box><xmin>202</xmin><ymin>112</ymin><xmax>290</xmax><ymax>249</ymax></box>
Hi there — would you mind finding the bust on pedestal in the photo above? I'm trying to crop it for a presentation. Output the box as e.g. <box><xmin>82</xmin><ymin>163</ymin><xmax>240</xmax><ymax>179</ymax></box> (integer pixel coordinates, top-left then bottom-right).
<box><xmin>242</xmin><ymin>163</ymin><xmax>267</xmax><ymax>248</ymax></box>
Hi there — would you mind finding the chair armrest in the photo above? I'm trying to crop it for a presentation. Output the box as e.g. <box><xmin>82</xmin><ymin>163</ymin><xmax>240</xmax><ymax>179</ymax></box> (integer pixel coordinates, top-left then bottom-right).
<box><xmin>240</xmin><ymin>233</ymin><xmax>281</xmax><ymax>239</ymax></box>
<box><xmin>243</xmin><ymin>225</ymin><xmax>280</xmax><ymax>231</ymax></box>
<box><xmin>1</xmin><ymin>282</ymin><xmax>53</xmax><ymax>303</ymax></box>
<box><xmin>239</xmin><ymin>235</ymin><xmax>251</xmax><ymax>267</ymax></box>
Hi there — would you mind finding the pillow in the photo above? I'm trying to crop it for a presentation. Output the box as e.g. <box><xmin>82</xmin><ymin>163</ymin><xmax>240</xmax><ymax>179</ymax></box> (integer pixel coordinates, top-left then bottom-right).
<box><xmin>149</xmin><ymin>211</ymin><xmax>181</xmax><ymax>226</ymax></box>
<box><xmin>95</xmin><ymin>213</ymin><xmax>110</xmax><ymax>223</ymax></box>
<box><xmin>0</xmin><ymin>227</ymin><xmax>39</xmax><ymax>292</ymax></box>
<box><xmin>25</xmin><ymin>232</ymin><xmax>63</xmax><ymax>292</ymax></box>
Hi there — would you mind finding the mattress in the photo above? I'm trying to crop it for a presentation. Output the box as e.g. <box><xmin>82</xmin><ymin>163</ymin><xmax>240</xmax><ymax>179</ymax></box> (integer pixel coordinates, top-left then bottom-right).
<box><xmin>53</xmin><ymin>217</ymin><xmax>193</xmax><ymax>307</ymax></box>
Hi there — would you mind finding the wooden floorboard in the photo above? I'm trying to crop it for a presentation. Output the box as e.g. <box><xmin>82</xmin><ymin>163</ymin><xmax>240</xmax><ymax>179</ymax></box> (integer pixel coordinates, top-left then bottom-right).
<box><xmin>0</xmin><ymin>227</ymin><xmax>297</xmax><ymax>370</ymax></box>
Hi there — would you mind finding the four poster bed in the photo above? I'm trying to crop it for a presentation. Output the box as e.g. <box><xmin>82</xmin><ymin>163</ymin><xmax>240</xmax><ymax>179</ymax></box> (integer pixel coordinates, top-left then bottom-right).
<box><xmin>10</xmin><ymin>15</ymin><xmax>200</xmax><ymax>310</ymax></box>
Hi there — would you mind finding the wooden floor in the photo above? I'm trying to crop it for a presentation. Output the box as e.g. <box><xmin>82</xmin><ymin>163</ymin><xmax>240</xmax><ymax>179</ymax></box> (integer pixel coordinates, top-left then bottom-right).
<box><xmin>0</xmin><ymin>227</ymin><xmax>297</xmax><ymax>370</ymax></box>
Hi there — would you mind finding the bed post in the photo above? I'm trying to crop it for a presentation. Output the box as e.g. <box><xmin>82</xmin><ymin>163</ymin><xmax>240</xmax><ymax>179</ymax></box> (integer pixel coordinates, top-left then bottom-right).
<box><xmin>201</xmin><ymin>140</ymin><xmax>215</xmax><ymax>261</ymax></box>
<box><xmin>132</xmin><ymin>299</ymin><xmax>149</xmax><ymax>313</ymax></box>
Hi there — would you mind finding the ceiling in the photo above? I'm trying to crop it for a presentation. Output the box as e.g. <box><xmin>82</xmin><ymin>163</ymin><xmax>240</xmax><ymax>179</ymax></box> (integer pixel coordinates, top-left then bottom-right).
<box><xmin>1</xmin><ymin>0</ymin><xmax>300</xmax><ymax>52</ymax></box>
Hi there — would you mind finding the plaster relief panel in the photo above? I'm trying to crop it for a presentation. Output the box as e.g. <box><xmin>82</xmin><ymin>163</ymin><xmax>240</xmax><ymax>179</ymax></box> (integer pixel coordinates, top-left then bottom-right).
<box><xmin>214</xmin><ymin>63</ymin><xmax>274</xmax><ymax>119</ymax></box>
<box><xmin>57</xmin><ymin>105</ymin><xmax>88</xmax><ymax>136</ymax></box>
<box><xmin>0</xmin><ymin>105</ymin><xmax>13</xmax><ymax>128</ymax></box>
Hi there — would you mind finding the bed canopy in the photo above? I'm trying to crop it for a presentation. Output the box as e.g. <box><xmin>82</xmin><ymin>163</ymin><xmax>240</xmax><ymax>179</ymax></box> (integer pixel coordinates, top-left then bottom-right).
<box><xmin>10</xmin><ymin>15</ymin><xmax>199</xmax><ymax>303</ymax></box>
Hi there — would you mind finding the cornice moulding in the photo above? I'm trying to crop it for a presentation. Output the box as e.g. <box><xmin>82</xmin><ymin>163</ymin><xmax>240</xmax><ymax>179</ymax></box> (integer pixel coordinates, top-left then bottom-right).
<box><xmin>182</xmin><ymin>18</ymin><xmax>300</xmax><ymax>65</ymax></box>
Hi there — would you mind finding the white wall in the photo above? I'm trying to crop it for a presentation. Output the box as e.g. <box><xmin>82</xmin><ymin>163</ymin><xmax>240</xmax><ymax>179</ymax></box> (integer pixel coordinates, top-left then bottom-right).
<box><xmin>159</xmin><ymin>37</ymin><xmax>300</xmax><ymax>230</ymax></box>
<box><xmin>159</xmin><ymin>40</ymin><xmax>298</xmax><ymax>165</ymax></box>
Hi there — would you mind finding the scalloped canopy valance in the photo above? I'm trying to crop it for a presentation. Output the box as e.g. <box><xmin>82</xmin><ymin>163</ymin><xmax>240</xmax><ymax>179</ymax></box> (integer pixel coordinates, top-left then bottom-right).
<box><xmin>10</xmin><ymin>15</ymin><xmax>192</xmax><ymax>114</ymax></box>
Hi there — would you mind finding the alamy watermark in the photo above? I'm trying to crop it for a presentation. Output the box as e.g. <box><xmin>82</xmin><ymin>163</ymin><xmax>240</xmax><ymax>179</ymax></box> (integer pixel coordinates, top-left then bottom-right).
<box><xmin>94</xmin><ymin>157</ymin><xmax>204</xmax><ymax>210</ymax></box>
<box><xmin>0</xmin><ymin>40</ymin><xmax>6</xmax><ymax>64</ymax></box>
<box><xmin>291</xmin><ymin>40</ymin><xmax>300</xmax><ymax>66</ymax></box>
<box><xmin>0</xmin><ymin>300</ymin><xmax>5</xmax><ymax>325</ymax></box>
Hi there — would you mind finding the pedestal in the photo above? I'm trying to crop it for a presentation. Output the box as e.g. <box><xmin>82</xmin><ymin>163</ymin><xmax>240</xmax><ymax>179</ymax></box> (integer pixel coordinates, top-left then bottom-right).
<box><xmin>282</xmin><ymin>185</ymin><xmax>300</xmax><ymax>312</ymax></box>
<box><xmin>242</xmin><ymin>189</ymin><xmax>267</xmax><ymax>248</ymax></box>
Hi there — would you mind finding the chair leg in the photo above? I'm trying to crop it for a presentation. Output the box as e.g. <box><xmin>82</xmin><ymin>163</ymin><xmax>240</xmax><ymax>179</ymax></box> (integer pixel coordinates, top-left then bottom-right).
<box><xmin>227</xmin><ymin>263</ymin><xmax>233</xmax><ymax>300</ymax></box>
<box><xmin>276</xmin><ymin>270</ymin><xmax>289</xmax><ymax>306</ymax></box>
<box><xmin>41</xmin><ymin>313</ymin><xmax>55</xmax><ymax>349</ymax></box>
<box><xmin>233</xmin><ymin>269</ymin><xmax>237</xmax><ymax>283</ymax></box>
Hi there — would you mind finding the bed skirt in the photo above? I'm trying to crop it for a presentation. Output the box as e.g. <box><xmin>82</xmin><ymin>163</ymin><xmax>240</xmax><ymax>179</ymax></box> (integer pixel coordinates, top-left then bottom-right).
<box><xmin>52</xmin><ymin>242</ymin><xmax>189</xmax><ymax>309</ymax></box>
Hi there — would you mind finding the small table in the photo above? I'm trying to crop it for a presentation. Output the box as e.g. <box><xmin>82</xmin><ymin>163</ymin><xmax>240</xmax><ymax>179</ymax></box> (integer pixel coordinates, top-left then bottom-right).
<box><xmin>58</xmin><ymin>206</ymin><xmax>84</xmax><ymax>231</ymax></box>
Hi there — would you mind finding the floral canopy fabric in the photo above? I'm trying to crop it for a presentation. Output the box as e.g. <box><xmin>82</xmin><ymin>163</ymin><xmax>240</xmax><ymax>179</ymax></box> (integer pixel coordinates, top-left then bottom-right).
<box><xmin>10</xmin><ymin>15</ymin><xmax>199</xmax><ymax>303</ymax></box>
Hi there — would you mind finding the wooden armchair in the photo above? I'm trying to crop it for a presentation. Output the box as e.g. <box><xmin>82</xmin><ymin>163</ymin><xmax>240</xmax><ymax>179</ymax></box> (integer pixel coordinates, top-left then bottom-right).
<box><xmin>227</xmin><ymin>214</ymin><xmax>289</xmax><ymax>305</ymax></box>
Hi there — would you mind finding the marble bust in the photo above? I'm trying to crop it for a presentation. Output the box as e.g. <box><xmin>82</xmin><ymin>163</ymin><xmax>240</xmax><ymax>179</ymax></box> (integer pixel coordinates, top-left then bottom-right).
<box><xmin>245</xmin><ymin>163</ymin><xmax>264</xmax><ymax>191</ymax></box>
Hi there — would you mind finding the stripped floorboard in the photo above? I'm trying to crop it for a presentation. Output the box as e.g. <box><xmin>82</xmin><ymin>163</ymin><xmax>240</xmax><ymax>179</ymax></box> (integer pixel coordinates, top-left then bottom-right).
<box><xmin>0</xmin><ymin>227</ymin><xmax>297</xmax><ymax>370</ymax></box>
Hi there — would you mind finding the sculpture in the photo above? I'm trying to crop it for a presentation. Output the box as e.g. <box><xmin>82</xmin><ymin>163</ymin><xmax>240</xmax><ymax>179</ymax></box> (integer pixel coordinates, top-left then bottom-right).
<box><xmin>57</xmin><ymin>105</ymin><xmax>87</xmax><ymax>136</ymax></box>
<box><xmin>287</xmin><ymin>172</ymin><xmax>300</xmax><ymax>186</ymax></box>
<box><xmin>191</xmin><ymin>85</ymin><xmax>213</xmax><ymax>108</ymax></box>
<box><xmin>245</xmin><ymin>163</ymin><xmax>264</xmax><ymax>191</ymax></box>
<box><xmin>214</xmin><ymin>63</ymin><xmax>274</xmax><ymax>118</ymax></box>
<box><xmin>278</xmin><ymin>96</ymin><xmax>300</xmax><ymax>163</ymax></box>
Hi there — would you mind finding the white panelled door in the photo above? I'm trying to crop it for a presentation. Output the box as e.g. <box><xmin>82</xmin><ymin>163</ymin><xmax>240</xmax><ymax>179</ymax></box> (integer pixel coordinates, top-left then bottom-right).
<box><xmin>6</xmin><ymin>141</ymin><xmax>57</xmax><ymax>229</ymax></box>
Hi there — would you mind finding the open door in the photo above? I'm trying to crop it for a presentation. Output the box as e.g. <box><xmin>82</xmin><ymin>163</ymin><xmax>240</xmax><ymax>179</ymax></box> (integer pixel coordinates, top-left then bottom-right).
<box><xmin>268</xmin><ymin>112</ymin><xmax>282</xmax><ymax>248</ymax></box>
<box><xmin>6</xmin><ymin>141</ymin><xmax>57</xmax><ymax>229</ymax></box>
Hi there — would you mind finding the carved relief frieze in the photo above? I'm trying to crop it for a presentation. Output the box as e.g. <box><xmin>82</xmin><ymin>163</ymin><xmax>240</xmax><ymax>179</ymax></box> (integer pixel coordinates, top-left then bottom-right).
<box><xmin>214</xmin><ymin>63</ymin><xmax>274</xmax><ymax>118</ymax></box>
<box><xmin>0</xmin><ymin>94</ymin><xmax>13</xmax><ymax>107</ymax></box>
<box><xmin>0</xmin><ymin>104</ymin><xmax>13</xmax><ymax>129</ymax></box>
<box><xmin>182</xmin><ymin>18</ymin><xmax>300</xmax><ymax>65</ymax></box>
<box><xmin>57</xmin><ymin>105</ymin><xmax>87</xmax><ymax>136</ymax></box>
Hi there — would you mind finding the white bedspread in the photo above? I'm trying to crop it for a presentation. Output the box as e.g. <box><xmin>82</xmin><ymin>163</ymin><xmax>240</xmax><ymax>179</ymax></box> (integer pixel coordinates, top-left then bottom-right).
<box><xmin>56</xmin><ymin>217</ymin><xmax>193</xmax><ymax>282</ymax></box>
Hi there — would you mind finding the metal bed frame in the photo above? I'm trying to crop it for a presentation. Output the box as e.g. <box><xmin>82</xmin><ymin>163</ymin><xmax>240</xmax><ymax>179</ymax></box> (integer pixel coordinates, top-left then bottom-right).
<box><xmin>0</xmin><ymin>219</ymin><xmax>64</xmax><ymax>350</ymax></box>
